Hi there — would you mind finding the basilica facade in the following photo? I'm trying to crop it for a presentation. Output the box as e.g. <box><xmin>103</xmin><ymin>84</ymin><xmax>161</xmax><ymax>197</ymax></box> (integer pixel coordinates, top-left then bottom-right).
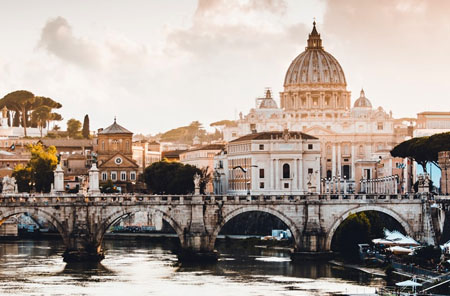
<box><xmin>223</xmin><ymin>22</ymin><xmax>411</xmax><ymax>190</ymax></box>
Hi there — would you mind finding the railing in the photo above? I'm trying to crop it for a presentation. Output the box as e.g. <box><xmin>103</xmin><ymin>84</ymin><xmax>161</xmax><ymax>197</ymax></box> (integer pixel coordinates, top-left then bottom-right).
<box><xmin>0</xmin><ymin>192</ymin><xmax>425</xmax><ymax>206</ymax></box>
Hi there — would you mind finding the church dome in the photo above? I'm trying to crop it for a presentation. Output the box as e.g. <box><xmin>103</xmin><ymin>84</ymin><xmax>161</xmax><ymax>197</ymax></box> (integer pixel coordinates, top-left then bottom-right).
<box><xmin>353</xmin><ymin>89</ymin><xmax>372</xmax><ymax>108</ymax></box>
<box><xmin>284</xmin><ymin>22</ymin><xmax>346</xmax><ymax>87</ymax></box>
<box><xmin>257</xmin><ymin>89</ymin><xmax>278</xmax><ymax>109</ymax></box>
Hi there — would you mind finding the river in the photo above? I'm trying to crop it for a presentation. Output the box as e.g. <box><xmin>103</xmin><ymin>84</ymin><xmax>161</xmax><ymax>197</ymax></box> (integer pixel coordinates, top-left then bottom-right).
<box><xmin>0</xmin><ymin>238</ymin><xmax>385</xmax><ymax>295</ymax></box>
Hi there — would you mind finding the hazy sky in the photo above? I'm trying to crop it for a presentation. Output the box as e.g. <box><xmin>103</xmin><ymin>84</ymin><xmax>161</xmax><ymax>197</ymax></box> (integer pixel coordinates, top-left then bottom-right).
<box><xmin>0</xmin><ymin>0</ymin><xmax>449</xmax><ymax>134</ymax></box>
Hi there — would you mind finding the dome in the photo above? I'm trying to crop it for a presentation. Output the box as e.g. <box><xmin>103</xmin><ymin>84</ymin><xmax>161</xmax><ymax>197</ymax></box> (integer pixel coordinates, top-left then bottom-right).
<box><xmin>353</xmin><ymin>89</ymin><xmax>372</xmax><ymax>108</ymax></box>
<box><xmin>284</xmin><ymin>22</ymin><xmax>346</xmax><ymax>87</ymax></box>
<box><xmin>257</xmin><ymin>89</ymin><xmax>278</xmax><ymax>109</ymax></box>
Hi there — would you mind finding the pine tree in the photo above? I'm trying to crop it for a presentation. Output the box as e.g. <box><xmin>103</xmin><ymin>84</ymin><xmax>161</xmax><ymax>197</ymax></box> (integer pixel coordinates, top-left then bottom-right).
<box><xmin>13</xmin><ymin>111</ymin><xmax>20</xmax><ymax>127</ymax></box>
<box><xmin>82</xmin><ymin>114</ymin><xmax>90</xmax><ymax>139</ymax></box>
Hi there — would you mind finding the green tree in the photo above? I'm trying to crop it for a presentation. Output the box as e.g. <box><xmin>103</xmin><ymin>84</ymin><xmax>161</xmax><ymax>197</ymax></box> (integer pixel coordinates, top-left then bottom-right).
<box><xmin>391</xmin><ymin>132</ymin><xmax>450</xmax><ymax>172</ymax></box>
<box><xmin>333</xmin><ymin>213</ymin><xmax>371</xmax><ymax>259</ymax></box>
<box><xmin>82</xmin><ymin>114</ymin><xmax>90</xmax><ymax>139</ymax></box>
<box><xmin>143</xmin><ymin>161</ymin><xmax>208</xmax><ymax>194</ymax></box>
<box><xmin>12</xmin><ymin>143</ymin><xmax>58</xmax><ymax>192</ymax></box>
<box><xmin>12</xmin><ymin>111</ymin><xmax>20</xmax><ymax>127</ymax></box>
<box><xmin>0</xmin><ymin>90</ymin><xmax>36</xmax><ymax>137</ymax></box>
<box><xmin>67</xmin><ymin>118</ymin><xmax>82</xmax><ymax>138</ymax></box>
<box><xmin>31</xmin><ymin>105</ymin><xmax>51</xmax><ymax>137</ymax></box>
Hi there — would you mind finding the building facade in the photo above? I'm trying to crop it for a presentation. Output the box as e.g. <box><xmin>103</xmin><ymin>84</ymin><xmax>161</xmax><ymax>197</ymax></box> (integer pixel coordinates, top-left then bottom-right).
<box><xmin>95</xmin><ymin>119</ymin><xmax>138</xmax><ymax>192</ymax></box>
<box><xmin>179</xmin><ymin>144</ymin><xmax>225</xmax><ymax>193</ymax></box>
<box><xmin>132</xmin><ymin>141</ymin><xmax>161</xmax><ymax>174</ymax></box>
<box><xmin>214</xmin><ymin>130</ymin><xmax>320</xmax><ymax>195</ymax></box>
<box><xmin>222</xmin><ymin>22</ymin><xmax>411</xmax><ymax>190</ymax></box>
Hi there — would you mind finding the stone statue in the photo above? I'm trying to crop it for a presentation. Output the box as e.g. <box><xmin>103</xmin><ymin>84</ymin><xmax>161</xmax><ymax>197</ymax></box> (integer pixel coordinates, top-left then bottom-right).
<box><xmin>193</xmin><ymin>173</ymin><xmax>201</xmax><ymax>189</ymax></box>
<box><xmin>2</xmin><ymin>176</ymin><xmax>17</xmax><ymax>194</ymax></box>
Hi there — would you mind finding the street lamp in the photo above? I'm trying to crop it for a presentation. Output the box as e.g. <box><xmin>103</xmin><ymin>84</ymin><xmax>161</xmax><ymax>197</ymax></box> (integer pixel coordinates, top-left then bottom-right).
<box><xmin>233</xmin><ymin>165</ymin><xmax>258</xmax><ymax>195</ymax></box>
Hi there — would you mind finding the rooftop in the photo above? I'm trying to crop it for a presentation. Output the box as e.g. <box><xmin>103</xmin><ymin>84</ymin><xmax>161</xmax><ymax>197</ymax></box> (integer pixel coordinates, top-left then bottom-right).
<box><xmin>230</xmin><ymin>131</ymin><xmax>317</xmax><ymax>143</ymax></box>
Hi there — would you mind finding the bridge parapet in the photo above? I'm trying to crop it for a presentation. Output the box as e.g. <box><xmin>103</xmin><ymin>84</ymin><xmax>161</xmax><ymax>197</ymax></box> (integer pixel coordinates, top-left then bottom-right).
<box><xmin>0</xmin><ymin>193</ymin><xmax>427</xmax><ymax>207</ymax></box>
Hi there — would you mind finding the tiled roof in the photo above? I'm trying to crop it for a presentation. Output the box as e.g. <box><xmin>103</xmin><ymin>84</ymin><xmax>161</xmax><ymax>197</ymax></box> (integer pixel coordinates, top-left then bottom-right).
<box><xmin>230</xmin><ymin>131</ymin><xmax>317</xmax><ymax>143</ymax></box>
<box><xmin>99</xmin><ymin>120</ymin><xmax>132</xmax><ymax>134</ymax></box>
<box><xmin>41</xmin><ymin>139</ymin><xmax>94</xmax><ymax>147</ymax></box>
<box><xmin>187</xmin><ymin>144</ymin><xmax>225</xmax><ymax>152</ymax></box>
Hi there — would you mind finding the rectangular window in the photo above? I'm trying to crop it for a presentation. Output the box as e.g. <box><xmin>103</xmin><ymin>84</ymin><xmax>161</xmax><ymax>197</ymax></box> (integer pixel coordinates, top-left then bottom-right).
<box><xmin>101</xmin><ymin>172</ymin><xmax>107</xmax><ymax>181</ymax></box>
<box><xmin>284</xmin><ymin>183</ymin><xmax>289</xmax><ymax>189</ymax></box>
<box><xmin>259</xmin><ymin>168</ymin><xmax>265</xmax><ymax>178</ymax></box>
<box><xmin>308</xmin><ymin>144</ymin><xmax>313</xmax><ymax>150</ymax></box>
<box><xmin>377</xmin><ymin>122</ymin><xmax>383</xmax><ymax>130</ymax></box>
<box><xmin>120</xmin><ymin>171</ymin><xmax>127</xmax><ymax>181</ymax></box>
<box><xmin>259</xmin><ymin>182</ymin><xmax>264</xmax><ymax>189</ymax></box>
<box><xmin>308</xmin><ymin>168</ymin><xmax>313</xmax><ymax>174</ymax></box>
<box><xmin>130</xmin><ymin>172</ymin><xmax>136</xmax><ymax>181</ymax></box>
<box><xmin>259</xmin><ymin>144</ymin><xmax>264</xmax><ymax>150</ymax></box>
<box><xmin>111</xmin><ymin>172</ymin><xmax>117</xmax><ymax>181</ymax></box>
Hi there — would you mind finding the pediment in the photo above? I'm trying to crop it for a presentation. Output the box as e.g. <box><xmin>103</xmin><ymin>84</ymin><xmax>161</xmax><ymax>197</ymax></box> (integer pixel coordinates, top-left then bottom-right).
<box><xmin>98</xmin><ymin>153</ymin><xmax>138</xmax><ymax>169</ymax></box>
<box><xmin>303</xmin><ymin>125</ymin><xmax>336</xmax><ymax>136</ymax></box>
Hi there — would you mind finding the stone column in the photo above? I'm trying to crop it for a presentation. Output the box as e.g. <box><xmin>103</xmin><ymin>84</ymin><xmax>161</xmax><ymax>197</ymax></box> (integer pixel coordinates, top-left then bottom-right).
<box><xmin>270</xmin><ymin>158</ymin><xmax>274</xmax><ymax>190</ymax></box>
<box><xmin>332</xmin><ymin>145</ymin><xmax>336</xmax><ymax>177</ymax></box>
<box><xmin>351</xmin><ymin>144</ymin><xmax>356</xmax><ymax>180</ymax></box>
<box><xmin>275</xmin><ymin>159</ymin><xmax>279</xmax><ymax>191</ymax></box>
<box><xmin>394</xmin><ymin>176</ymin><xmax>398</xmax><ymax>194</ymax></box>
<box><xmin>298</xmin><ymin>159</ymin><xmax>303</xmax><ymax>193</ymax></box>
<box><xmin>293</xmin><ymin>159</ymin><xmax>298</xmax><ymax>190</ymax></box>
<box><xmin>53</xmin><ymin>164</ymin><xmax>64</xmax><ymax>192</ymax></box>
<box><xmin>337</xmin><ymin>144</ymin><xmax>342</xmax><ymax>177</ymax></box>
<box><xmin>88</xmin><ymin>164</ymin><xmax>100</xmax><ymax>194</ymax></box>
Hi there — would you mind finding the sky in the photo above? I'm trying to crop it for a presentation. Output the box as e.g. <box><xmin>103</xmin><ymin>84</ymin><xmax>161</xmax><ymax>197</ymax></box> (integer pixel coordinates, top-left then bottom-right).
<box><xmin>0</xmin><ymin>0</ymin><xmax>449</xmax><ymax>135</ymax></box>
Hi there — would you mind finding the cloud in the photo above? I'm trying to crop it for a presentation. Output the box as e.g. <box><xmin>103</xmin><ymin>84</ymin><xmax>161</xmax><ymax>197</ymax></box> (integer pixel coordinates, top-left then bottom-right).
<box><xmin>38</xmin><ymin>17</ymin><xmax>101</xmax><ymax>69</ymax></box>
<box><xmin>320</xmin><ymin>0</ymin><xmax>450</xmax><ymax>115</ymax></box>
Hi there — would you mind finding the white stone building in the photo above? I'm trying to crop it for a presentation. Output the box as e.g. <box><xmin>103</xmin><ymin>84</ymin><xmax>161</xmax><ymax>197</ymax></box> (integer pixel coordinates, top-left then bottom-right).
<box><xmin>214</xmin><ymin>130</ymin><xmax>321</xmax><ymax>195</ymax></box>
<box><xmin>222</xmin><ymin>22</ymin><xmax>411</xmax><ymax>192</ymax></box>
<box><xmin>180</xmin><ymin>144</ymin><xmax>225</xmax><ymax>193</ymax></box>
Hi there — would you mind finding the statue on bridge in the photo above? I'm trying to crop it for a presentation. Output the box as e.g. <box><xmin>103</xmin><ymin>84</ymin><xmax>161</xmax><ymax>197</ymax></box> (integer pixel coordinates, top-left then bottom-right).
<box><xmin>194</xmin><ymin>173</ymin><xmax>201</xmax><ymax>195</ymax></box>
<box><xmin>2</xmin><ymin>176</ymin><xmax>18</xmax><ymax>194</ymax></box>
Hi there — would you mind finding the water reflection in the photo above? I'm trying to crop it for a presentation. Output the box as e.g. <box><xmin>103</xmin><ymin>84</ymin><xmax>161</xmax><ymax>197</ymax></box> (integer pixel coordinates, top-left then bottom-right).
<box><xmin>0</xmin><ymin>238</ymin><xmax>384</xmax><ymax>295</ymax></box>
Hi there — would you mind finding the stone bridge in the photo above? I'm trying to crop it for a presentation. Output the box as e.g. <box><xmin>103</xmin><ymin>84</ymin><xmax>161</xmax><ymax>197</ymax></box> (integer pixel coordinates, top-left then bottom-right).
<box><xmin>0</xmin><ymin>193</ymin><xmax>443</xmax><ymax>262</ymax></box>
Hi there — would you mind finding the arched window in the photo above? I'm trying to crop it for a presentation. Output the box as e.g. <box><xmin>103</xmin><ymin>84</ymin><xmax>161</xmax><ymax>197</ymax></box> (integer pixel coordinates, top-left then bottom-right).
<box><xmin>101</xmin><ymin>141</ymin><xmax>105</xmax><ymax>151</ymax></box>
<box><xmin>283</xmin><ymin>163</ymin><xmax>290</xmax><ymax>179</ymax></box>
<box><xmin>326</xmin><ymin>170</ymin><xmax>332</xmax><ymax>179</ymax></box>
<box><xmin>125</xmin><ymin>141</ymin><xmax>129</xmax><ymax>151</ymax></box>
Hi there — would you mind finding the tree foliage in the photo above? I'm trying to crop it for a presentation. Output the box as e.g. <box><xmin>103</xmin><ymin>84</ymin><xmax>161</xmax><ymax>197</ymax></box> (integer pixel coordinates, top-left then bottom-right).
<box><xmin>159</xmin><ymin>121</ymin><xmax>222</xmax><ymax>144</ymax></box>
<box><xmin>82</xmin><ymin>114</ymin><xmax>90</xmax><ymax>139</ymax></box>
<box><xmin>67</xmin><ymin>118</ymin><xmax>82</xmax><ymax>138</ymax></box>
<box><xmin>210</xmin><ymin>119</ymin><xmax>238</xmax><ymax>127</ymax></box>
<box><xmin>0</xmin><ymin>91</ymin><xmax>62</xmax><ymax>136</ymax></box>
<box><xmin>12</xmin><ymin>143</ymin><xmax>58</xmax><ymax>192</ymax></box>
<box><xmin>391</xmin><ymin>132</ymin><xmax>450</xmax><ymax>172</ymax></box>
<box><xmin>143</xmin><ymin>161</ymin><xmax>210</xmax><ymax>194</ymax></box>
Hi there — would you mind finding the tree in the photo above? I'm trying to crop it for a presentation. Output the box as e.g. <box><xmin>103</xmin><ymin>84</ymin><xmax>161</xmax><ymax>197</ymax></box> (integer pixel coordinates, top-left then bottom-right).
<box><xmin>333</xmin><ymin>213</ymin><xmax>371</xmax><ymax>259</ymax></box>
<box><xmin>0</xmin><ymin>91</ymin><xmax>63</xmax><ymax>136</ymax></box>
<box><xmin>391</xmin><ymin>132</ymin><xmax>450</xmax><ymax>172</ymax></box>
<box><xmin>31</xmin><ymin>105</ymin><xmax>51</xmax><ymax>137</ymax></box>
<box><xmin>0</xmin><ymin>90</ymin><xmax>36</xmax><ymax>137</ymax></box>
<box><xmin>143</xmin><ymin>161</ymin><xmax>207</xmax><ymax>194</ymax></box>
<box><xmin>82</xmin><ymin>114</ymin><xmax>90</xmax><ymax>139</ymax></box>
<box><xmin>67</xmin><ymin>118</ymin><xmax>82</xmax><ymax>138</ymax></box>
<box><xmin>12</xmin><ymin>111</ymin><xmax>20</xmax><ymax>127</ymax></box>
<box><xmin>12</xmin><ymin>143</ymin><xmax>58</xmax><ymax>192</ymax></box>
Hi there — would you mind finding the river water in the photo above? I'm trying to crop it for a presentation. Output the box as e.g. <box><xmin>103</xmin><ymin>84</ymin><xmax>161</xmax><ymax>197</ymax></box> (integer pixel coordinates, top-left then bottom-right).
<box><xmin>0</xmin><ymin>238</ymin><xmax>385</xmax><ymax>295</ymax></box>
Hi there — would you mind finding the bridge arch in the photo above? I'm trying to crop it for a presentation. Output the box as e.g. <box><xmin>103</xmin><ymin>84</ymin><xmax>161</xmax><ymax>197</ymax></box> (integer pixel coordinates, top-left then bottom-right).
<box><xmin>209</xmin><ymin>205</ymin><xmax>301</xmax><ymax>250</ymax></box>
<box><xmin>0</xmin><ymin>207</ymin><xmax>68</xmax><ymax>245</ymax></box>
<box><xmin>97</xmin><ymin>206</ymin><xmax>185</xmax><ymax>246</ymax></box>
<box><xmin>325</xmin><ymin>205</ymin><xmax>413</xmax><ymax>250</ymax></box>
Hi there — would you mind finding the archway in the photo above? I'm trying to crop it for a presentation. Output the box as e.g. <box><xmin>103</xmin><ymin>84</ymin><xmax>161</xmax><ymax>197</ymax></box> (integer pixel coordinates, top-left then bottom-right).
<box><xmin>210</xmin><ymin>206</ymin><xmax>301</xmax><ymax>250</ymax></box>
<box><xmin>326</xmin><ymin>206</ymin><xmax>412</xmax><ymax>251</ymax></box>
<box><xmin>97</xmin><ymin>207</ymin><xmax>185</xmax><ymax>248</ymax></box>
<box><xmin>0</xmin><ymin>208</ymin><xmax>68</xmax><ymax>245</ymax></box>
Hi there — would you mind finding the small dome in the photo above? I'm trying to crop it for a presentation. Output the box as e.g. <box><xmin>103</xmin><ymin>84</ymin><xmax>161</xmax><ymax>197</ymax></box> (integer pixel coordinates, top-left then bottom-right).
<box><xmin>257</xmin><ymin>89</ymin><xmax>278</xmax><ymax>109</ymax></box>
<box><xmin>353</xmin><ymin>89</ymin><xmax>372</xmax><ymax>108</ymax></box>
<box><xmin>284</xmin><ymin>22</ymin><xmax>346</xmax><ymax>87</ymax></box>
